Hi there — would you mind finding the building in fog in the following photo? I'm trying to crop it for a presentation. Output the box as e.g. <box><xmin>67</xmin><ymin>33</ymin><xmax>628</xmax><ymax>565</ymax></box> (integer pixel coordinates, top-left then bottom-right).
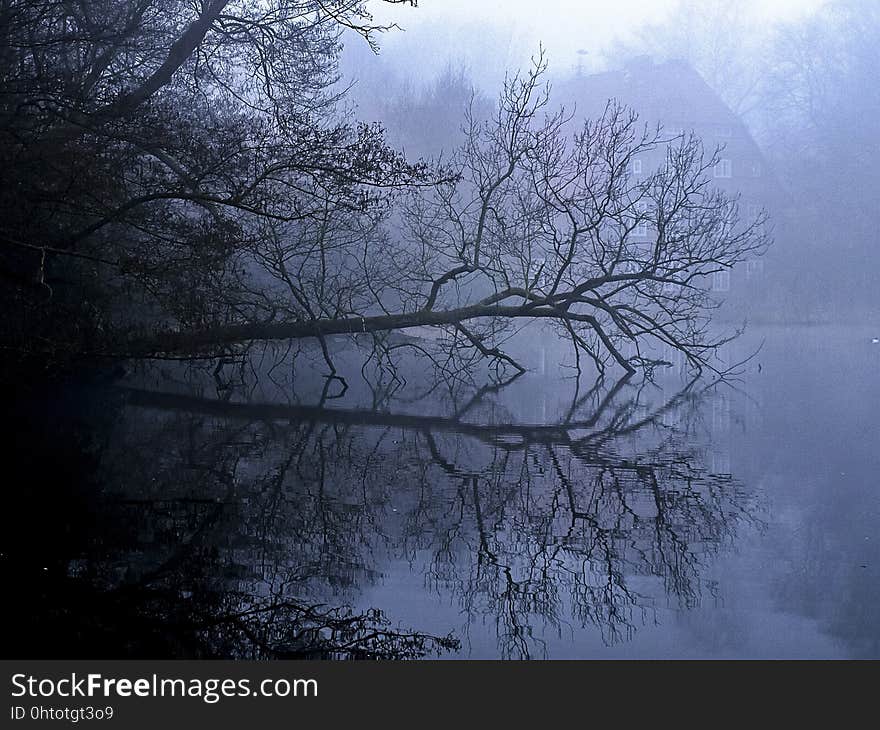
<box><xmin>555</xmin><ymin>57</ymin><xmax>778</xmax><ymax>303</ymax></box>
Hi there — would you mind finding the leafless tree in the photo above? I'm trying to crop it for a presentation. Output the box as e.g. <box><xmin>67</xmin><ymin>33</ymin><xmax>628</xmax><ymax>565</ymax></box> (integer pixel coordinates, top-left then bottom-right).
<box><xmin>603</xmin><ymin>0</ymin><xmax>767</xmax><ymax>120</ymax></box>
<box><xmin>105</xmin><ymin>370</ymin><xmax>758</xmax><ymax>659</ymax></box>
<box><xmin>0</xmin><ymin>0</ymin><xmax>426</xmax><ymax>377</ymax></box>
<box><xmin>1</xmin><ymin>4</ymin><xmax>767</xmax><ymax>384</ymax></box>
<box><xmin>139</xmin><ymin>50</ymin><xmax>768</xmax><ymax>381</ymax></box>
<box><xmin>754</xmin><ymin>0</ymin><xmax>880</xmax><ymax>320</ymax></box>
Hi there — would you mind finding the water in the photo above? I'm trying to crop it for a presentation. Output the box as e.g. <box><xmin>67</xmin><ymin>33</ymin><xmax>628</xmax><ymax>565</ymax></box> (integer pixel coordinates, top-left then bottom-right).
<box><xmin>3</xmin><ymin>325</ymin><xmax>878</xmax><ymax>658</ymax></box>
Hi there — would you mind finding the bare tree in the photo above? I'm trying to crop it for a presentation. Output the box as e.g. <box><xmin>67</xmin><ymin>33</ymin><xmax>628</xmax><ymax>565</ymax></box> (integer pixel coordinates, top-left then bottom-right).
<box><xmin>0</xmin><ymin>4</ymin><xmax>767</xmax><ymax>383</ymax></box>
<box><xmin>111</xmin><ymin>370</ymin><xmax>757</xmax><ymax>659</ymax></box>
<box><xmin>755</xmin><ymin>0</ymin><xmax>880</xmax><ymax>320</ymax></box>
<box><xmin>0</xmin><ymin>0</ymin><xmax>425</xmax><ymax>377</ymax></box>
<box><xmin>139</xmin><ymin>51</ymin><xmax>768</xmax><ymax>379</ymax></box>
<box><xmin>603</xmin><ymin>0</ymin><xmax>767</xmax><ymax>120</ymax></box>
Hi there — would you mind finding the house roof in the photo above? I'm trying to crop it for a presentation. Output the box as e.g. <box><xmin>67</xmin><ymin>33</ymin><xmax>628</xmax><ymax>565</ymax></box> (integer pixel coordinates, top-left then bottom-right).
<box><xmin>555</xmin><ymin>57</ymin><xmax>736</xmax><ymax>128</ymax></box>
<box><xmin>552</xmin><ymin>57</ymin><xmax>782</xmax><ymax>198</ymax></box>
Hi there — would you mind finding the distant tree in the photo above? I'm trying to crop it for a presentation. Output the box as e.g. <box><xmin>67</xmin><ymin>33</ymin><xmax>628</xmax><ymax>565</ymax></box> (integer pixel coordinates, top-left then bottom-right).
<box><xmin>757</xmin><ymin>0</ymin><xmax>880</xmax><ymax>318</ymax></box>
<box><xmin>379</xmin><ymin>64</ymin><xmax>494</xmax><ymax>158</ymax></box>
<box><xmin>763</xmin><ymin>0</ymin><xmax>880</xmax><ymax>163</ymax></box>
<box><xmin>604</xmin><ymin>0</ymin><xmax>766</xmax><ymax>120</ymax></box>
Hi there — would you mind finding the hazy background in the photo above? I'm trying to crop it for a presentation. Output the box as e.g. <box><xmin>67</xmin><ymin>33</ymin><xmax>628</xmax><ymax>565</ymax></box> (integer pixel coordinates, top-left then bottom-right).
<box><xmin>364</xmin><ymin>0</ymin><xmax>824</xmax><ymax>87</ymax></box>
<box><xmin>341</xmin><ymin>0</ymin><xmax>879</xmax><ymax>324</ymax></box>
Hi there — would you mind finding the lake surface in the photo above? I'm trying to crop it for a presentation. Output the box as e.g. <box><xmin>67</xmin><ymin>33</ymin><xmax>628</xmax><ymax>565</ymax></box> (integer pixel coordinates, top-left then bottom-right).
<box><xmin>3</xmin><ymin>324</ymin><xmax>878</xmax><ymax>658</ymax></box>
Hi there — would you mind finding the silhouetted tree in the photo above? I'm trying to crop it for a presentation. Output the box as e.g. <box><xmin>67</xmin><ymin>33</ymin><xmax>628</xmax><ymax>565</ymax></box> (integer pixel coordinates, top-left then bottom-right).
<box><xmin>1</xmin><ymin>4</ymin><xmax>767</xmax><ymax>384</ymax></box>
<box><xmin>95</xmin><ymin>372</ymin><xmax>757</xmax><ymax>659</ymax></box>
<box><xmin>0</xmin><ymin>0</ymin><xmax>425</xmax><ymax>378</ymax></box>
<box><xmin>136</xmin><ymin>52</ymin><xmax>768</xmax><ymax>379</ymax></box>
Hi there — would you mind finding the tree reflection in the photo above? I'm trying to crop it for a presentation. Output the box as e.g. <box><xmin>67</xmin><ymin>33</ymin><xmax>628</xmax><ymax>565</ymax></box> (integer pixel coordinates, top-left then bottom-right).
<box><xmin>416</xmin><ymin>438</ymin><xmax>750</xmax><ymax>657</ymax></box>
<box><xmin>4</xmin><ymin>373</ymin><xmax>757</xmax><ymax>659</ymax></box>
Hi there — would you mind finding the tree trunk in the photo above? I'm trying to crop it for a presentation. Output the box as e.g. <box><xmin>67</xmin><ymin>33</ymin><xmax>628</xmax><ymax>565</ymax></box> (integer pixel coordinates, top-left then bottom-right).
<box><xmin>130</xmin><ymin>302</ymin><xmax>638</xmax><ymax>374</ymax></box>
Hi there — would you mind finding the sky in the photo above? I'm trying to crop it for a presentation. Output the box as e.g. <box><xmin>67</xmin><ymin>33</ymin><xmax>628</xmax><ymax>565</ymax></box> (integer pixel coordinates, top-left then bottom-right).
<box><xmin>367</xmin><ymin>0</ymin><xmax>827</xmax><ymax>84</ymax></box>
<box><xmin>372</xmin><ymin>0</ymin><xmax>826</xmax><ymax>36</ymax></box>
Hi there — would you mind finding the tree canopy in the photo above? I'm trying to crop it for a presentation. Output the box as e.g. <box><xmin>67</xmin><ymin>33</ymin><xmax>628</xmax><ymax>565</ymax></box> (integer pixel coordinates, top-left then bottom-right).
<box><xmin>0</xmin><ymin>1</ymin><xmax>423</xmax><ymax>373</ymax></box>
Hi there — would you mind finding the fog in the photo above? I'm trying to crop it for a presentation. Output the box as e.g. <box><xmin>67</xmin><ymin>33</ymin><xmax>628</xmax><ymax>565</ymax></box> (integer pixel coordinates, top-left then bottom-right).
<box><xmin>367</xmin><ymin>1</ymin><xmax>822</xmax><ymax>79</ymax></box>
<box><xmin>343</xmin><ymin>0</ymin><xmax>879</xmax><ymax>323</ymax></box>
<box><xmin>2</xmin><ymin>0</ymin><xmax>878</xmax><ymax>663</ymax></box>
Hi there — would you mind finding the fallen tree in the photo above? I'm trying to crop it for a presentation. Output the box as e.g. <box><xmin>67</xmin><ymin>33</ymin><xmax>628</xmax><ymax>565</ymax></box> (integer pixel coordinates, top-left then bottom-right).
<box><xmin>130</xmin><ymin>51</ymin><xmax>769</xmax><ymax>378</ymax></box>
<box><xmin>1</xmin><ymin>2</ymin><xmax>768</xmax><ymax>382</ymax></box>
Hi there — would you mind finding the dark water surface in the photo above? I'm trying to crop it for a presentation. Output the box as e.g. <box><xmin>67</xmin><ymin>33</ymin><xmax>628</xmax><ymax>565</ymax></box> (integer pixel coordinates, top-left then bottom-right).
<box><xmin>3</xmin><ymin>325</ymin><xmax>878</xmax><ymax>658</ymax></box>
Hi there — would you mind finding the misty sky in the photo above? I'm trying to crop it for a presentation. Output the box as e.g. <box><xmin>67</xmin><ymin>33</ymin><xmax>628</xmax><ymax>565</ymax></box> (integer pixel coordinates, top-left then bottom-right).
<box><xmin>369</xmin><ymin>0</ymin><xmax>826</xmax><ymax>82</ymax></box>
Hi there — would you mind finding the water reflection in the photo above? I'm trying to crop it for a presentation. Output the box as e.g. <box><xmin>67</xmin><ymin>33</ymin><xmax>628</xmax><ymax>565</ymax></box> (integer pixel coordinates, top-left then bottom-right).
<box><xmin>5</xmin><ymin>325</ymin><xmax>877</xmax><ymax>658</ymax></box>
<box><xmin>4</xmin><ymin>367</ymin><xmax>766</xmax><ymax>659</ymax></box>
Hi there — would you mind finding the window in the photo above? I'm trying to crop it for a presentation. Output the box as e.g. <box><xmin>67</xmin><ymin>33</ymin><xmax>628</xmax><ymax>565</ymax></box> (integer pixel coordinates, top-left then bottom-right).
<box><xmin>634</xmin><ymin>201</ymin><xmax>649</xmax><ymax>238</ymax></box>
<box><xmin>750</xmin><ymin>162</ymin><xmax>762</xmax><ymax>177</ymax></box>
<box><xmin>712</xmin><ymin>393</ymin><xmax>731</xmax><ymax>433</ymax></box>
<box><xmin>717</xmin><ymin>125</ymin><xmax>733</xmax><ymax>138</ymax></box>
<box><xmin>747</xmin><ymin>203</ymin><xmax>760</xmax><ymax>220</ymax></box>
<box><xmin>632</xmin><ymin>159</ymin><xmax>643</xmax><ymax>175</ymax></box>
<box><xmin>712</xmin><ymin>269</ymin><xmax>730</xmax><ymax>292</ymax></box>
<box><xmin>746</xmin><ymin>259</ymin><xmax>764</xmax><ymax>279</ymax></box>
<box><xmin>714</xmin><ymin>158</ymin><xmax>732</xmax><ymax>178</ymax></box>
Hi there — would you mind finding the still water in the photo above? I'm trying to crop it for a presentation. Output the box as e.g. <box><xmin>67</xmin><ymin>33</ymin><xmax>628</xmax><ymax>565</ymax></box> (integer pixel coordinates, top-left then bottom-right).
<box><xmin>4</xmin><ymin>325</ymin><xmax>878</xmax><ymax>658</ymax></box>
